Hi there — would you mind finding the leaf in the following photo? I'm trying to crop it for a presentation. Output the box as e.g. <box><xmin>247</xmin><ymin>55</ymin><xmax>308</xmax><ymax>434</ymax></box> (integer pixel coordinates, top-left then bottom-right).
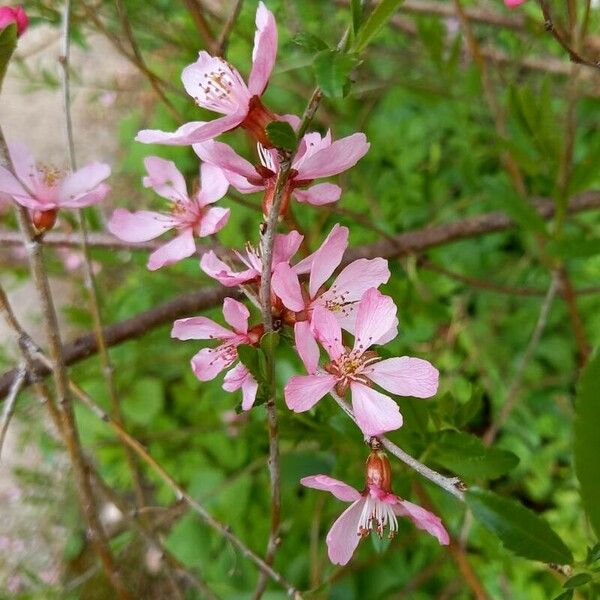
<box><xmin>0</xmin><ymin>23</ymin><xmax>17</xmax><ymax>92</ymax></box>
<box><xmin>265</xmin><ymin>121</ymin><xmax>297</xmax><ymax>152</ymax></box>
<box><xmin>563</xmin><ymin>573</ymin><xmax>592</xmax><ymax>589</ymax></box>
<box><xmin>313</xmin><ymin>50</ymin><xmax>359</xmax><ymax>99</ymax></box>
<box><xmin>466</xmin><ymin>488</ymin><xmax>573</xmax><ymax>565</ymax></box>
<box><xmin>260</xmin><ymin>330</ymin><xmax>280</xmax><ymax>356</ymax></box>
<box><xmin>431</xmin><ymin>431</ymin><xmax>519</xmax><ymax>480</ymax></box>
<box><xmin>353</xmin><ymin>0</ymin><xmax>404</xmax><ymax>52</ymax></box>
<box><xmin>547</xmin><ymin>238</ymin><xmax>600</xmax><ymax>260</ymax></box>
<box><xmin>574</xmin><ymin>349</ymin><xmax>600</xmax><ymax>539</ymax></box>
<box><xmin>553</xmin><ymin>592</ymin><xmax>573</xmax><ymax>600</ymax></box>
<box><xmin>351</xmin><ymin>0</ymin><xmax>363</xmax><ymax>35</ymax></box>
<box><xmin>122</xmin><ymin>377</ymin><xmax>164</xmax><ymax>425</ymax></box>
<box><xmin>292</xmin><ymin>32</ymin><xmax>329</xmax><ymax>53</ymax></box>
<box><xmin>236</xmin><ymin>344</ymin><xmax>267</xmax><ymax>384</ymax></box>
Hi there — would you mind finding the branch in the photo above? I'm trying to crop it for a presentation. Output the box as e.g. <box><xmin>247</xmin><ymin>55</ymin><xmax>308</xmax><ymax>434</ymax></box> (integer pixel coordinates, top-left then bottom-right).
<box><xmin>0</xmin><ymin>363</ymin><xmax>26</xmax><ymax>457</ymax></box>
<box><xmin>182</xmin><ymin>0</ymin><xmax>219</xmax><ymax>54</ymax></box>
<box><xmin>217</xmin><ymin>0</ymin><xmax>244</xmax><ymax>56</ymax></box>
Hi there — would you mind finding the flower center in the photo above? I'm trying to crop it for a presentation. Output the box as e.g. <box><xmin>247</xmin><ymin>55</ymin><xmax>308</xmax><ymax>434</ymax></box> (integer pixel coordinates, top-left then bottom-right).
<box><xmin>198</xmin><ymin>60</ymin><xmax>247</xmax><ymax>112</ymax></box>
<box><xmin>37</xmin><ymin>163</ymin><xmax>65</xmax><ymax>188</ymax></box>
<box><xmin>357</xmin><ymin>494</ymin><xmax>399</xmax><ymax>540</ymax></box>
<box><xmin>324</xmin><ymin>350</ymin><xmax>380</xmax><ymax>396</ymax></box>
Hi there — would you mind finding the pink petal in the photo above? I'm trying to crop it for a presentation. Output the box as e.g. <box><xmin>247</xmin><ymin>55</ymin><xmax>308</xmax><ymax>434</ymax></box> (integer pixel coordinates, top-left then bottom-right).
<box><xmin>280</xmin><ymin>114</ymin><xmax>301</xmax><ymax>130</ymax></box>
<box><xmin>504</xmin><ymin>0</ymin><xmax>527</xmax><ymax>6</ymax></box>
<box><xmin>294</xmin><ymin>321</ymin><xmax>320</xmax><ymax>374</ymax></box>
<box><xmin>325</xmin><ymin>258</ymin><xmax>390</xmax><ymax>304</ymax></box>
<box><xmin>300</xmin><ymin>475</ymin><xmax>361</xmax><ymax>502</ymax></box>
<box><xmin>198</xmin><ymin>206</ymin><xmax>230</xmax><ymax>236</ymax></box>
<box><xmin>308</xmin><ymin>224</ymin><xmax>349</xmax><ymax>299</ymax></box>
<box><xmin>59</xmin><ymin>183</ymin><xmax>111</xmax><ymax>208</ymax></box>
<box><xmin>171</xmin><ymin>316</ymin><xmax>234</xmax><ymax>341</ymax></box>
<box><xmin>311</xmin><ymin>306</ymin><xmax>344</xmax><ymax>362</ymax></box>
<box><xmin>293</xmin><ymin>183</ymin><xmax>341</xmax><ymax>205</ymax></box>
<box><xmin>142</xmin><ymin>156</ymin><xmax>187</xmax><ymax>202</ymax></box>
<box><xmin>325</xmin><ymin>499</ymin><xmax>365</xmax><ymax>565</ymax></box>
<box><xmin>147</xmin><ymin>229</ymin><xmax>196</xmax><ymax>270</ymax></box>
<box><xmin>293</xmin><ymin>131</ymin><xmax>333</xmax><ymax>169</ymax></box>
<box><xmin>0</xmin><ymin>164</ymin><xmax>28</xmax><ymax>198</ymax></box>
<box><xmin>272</xmin><ymin>230</ymin><xmax>304</xmax><ymax>265</ymax></box>
<box><xmin>59</xmin><ymin>162</ymin><xmax>111</xmax><ymax>201</ymax></box>
<box><xmin>296</xmin><ymin>133</ymin><xmax>370</xmax><ymax>180</ymax></box>
<box><xmin>248</xmin><ymin>1</ymin><xmax>278</xmax><ymax>96</ymax></box>
<box><xmin>200</xmin><ymin>250</ymin><xmax>259</xmax><ymax>286</ymax></box>
<box><xmin>395</xmin><ymin>500</ymin><xmax>450</xmax><ymax>545</ymax></box>
<box><xmin>284</xmin><ymin>374</ymin><xmax>336</xmax><ymax>412</ymax></box>
<box><xmin>353</xmin><ymin>289</ymin><xmax>397</xmax><ymax>353</ymax></box>
<box><xmin>136</xmin><ymin>114</ymin><xmax>244</xmax><ymax>146</ymax></box>
<box><xmin>350</xmin><ymin>382</ymin><xmax>403</xmax><ymax>436</ymax></box>
<box><xmin>108</xmin><ymin>208</ymin><xmax>174</xmax><ymax>242</ymax></box>
<box><xmin>191</xmin><ymin>346</ymin><xmax>234</xmax><ymax>381</ymax></box>
<box><xmin>222</xmin><ymin>297</ymin><xmax>249</xmax><ymax>334</ymax></box>
<box><xmin>223</xmin><ymin>363</ymin><xmax>258</xmax><ymax>410</ymax></box>
<box><xmin>272</xmin><ymin>263</ymin><xmax>304</xmax><ymax>312</ymax></box>
<box><xmin>7</xmin><ymin>142</ymin><xmax>38</xmax><ymax>192</ymax></box>
<box><xmin>4</xmin><ymin>191</ymin><xmax>45</xmax><ymax>210</ymax></box>
<box><xmin>366</xmin><ymin>357</ymin><xmax>439</xmax><ymax>398</ymax></box>
<box><xmin>198</xmin><ymin>162</ymin><xmax>229</xmax><ymax>204</ymax></box>
<box><xmin>194</xmin><ymin>140</ymin><xmax>258</xmax><ymax>184</ymax></box>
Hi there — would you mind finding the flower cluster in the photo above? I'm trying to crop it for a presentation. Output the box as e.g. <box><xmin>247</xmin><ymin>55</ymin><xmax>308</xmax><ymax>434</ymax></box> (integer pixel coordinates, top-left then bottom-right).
<box><xmin>0</xmin><ymin>5</ymin><xmax>28</xmax><ymax>37</ymax></box>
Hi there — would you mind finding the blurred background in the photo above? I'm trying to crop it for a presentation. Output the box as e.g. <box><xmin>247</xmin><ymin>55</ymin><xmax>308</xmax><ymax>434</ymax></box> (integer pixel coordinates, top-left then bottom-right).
<box><xmin>0</xmin><ymin>0</ymin><xmax>599</xmax><ymax>598</ymax></box>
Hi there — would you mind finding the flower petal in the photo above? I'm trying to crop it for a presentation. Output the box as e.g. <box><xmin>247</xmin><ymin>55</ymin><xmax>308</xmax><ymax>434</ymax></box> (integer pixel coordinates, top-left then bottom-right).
<box><xmin>350</xmin><ymin>382</ymin><xmax>403</xmax><ymax>436</ymax></box>
<box><xmin>59</xmin><ymin>162</ymin><xmax>111</xmax><ymax>201</ymax></box>
<box><xmin>191</xmin><ymin>346</ymin><xmax>234</xmax><ymax>381</ymax></box>
<box><xmin>147</xmin><ymin>229</ymin><xmax>196</xmax><ymax>270</ymax></box>
<box><xmin>325</xmin><ymin>499</ymin><xmax>365</xmax><ymax>565</ymax></box>
<box><xmin>293</xmin><ymin>183</ymin><xmax>341</xmax><ymax>205</ymax></box>
<box><xmin>171</xmin><ymin>316</ymin><xmax>234</xmax><ymax>340</ymax></box>
<box><xmin>325</xmin><ymin>258</ymin><xmax>390</xmax><ymax>304</ymax></box>
<box><xmin>272</xmin><ymin>263</ymin><xmax>304</xmax><ymax>312</ymax></box>
<box><xmin>311</xmin><ymin>306</ymin><xmax>344</xmax><ymax>361</ymax></box>
<box><xmin>296</xmin><ymin>133</ymin><xmax>370</xmax><ymax>180</ymax></box>
<box><xmin>108</xmin><ymin>208</ymin><xmax>174</xmax><ymax>242</ymax></box>
<box><xmin>223</xmin><ymin>363</ymin><xmax>258</xmax><ymax>410</ymax></box>
<box><xmin>395</xmin><ymin>500</ymin><xmax>450</xmax><ymax>545</ymax></box>
<box><xmin>200</xmin><ymin>250</ymin><xmax>259</xmax><ymax>286</ymax></box>
<box><xmin>248</xmin><ymin>1</ymin><xmax>277</xmax><ymax>96</ymax></box>
<box><xmin>0</xmin><ymin>164</ymin><xmax>29</xmax><ymax>198</ymax></box>
<box><xmin>294</xmin><ymin>321</ymin><xmax>320</xmax><ymax>374</ymax></box>
<box><xmin>352</xmin><ymin>288</ymin><xmax>397</xmax><ymax>353</ymax></box>
<box><xmin>284</xmin><ymin>374</ymin><xmax>336</xmax><ymax>412</ymax></box>
<box><xmin>222</xmin><ymin>297</ymin><xmax>249</xmax><ymax>334</ymax></box>
<box><xmin>300</xmin><ymin>475</ymin><xmax>361</xmax><ymax>502</ymax></box>
<box><xmin>308</xmin><ymin>224</ymin><xmax>349</xmax><ymax>299</ymax></box>
<box><xmin>272</xmin><ymin>230</ymin><xmax>304</xmax><ymax>265</ymax></box>
<box><xmin>142</xmin><ymin>156</ymin><xmax>187</xmax><ymax>202</ymax></box>
<box><xmin>194</xmin><ymin>139</ymin><xmax>258</xmax><ymax>182</ymax></box>
<box><xmin>7</xmin><ymin>142</ymin><xmax>38</xmax><ymax>192</ymax></box>
<box><xmin>198</xmin><ymin>206</ymin><xmax>230</xmax><ymax>236</ymax></box>
<box><xmin>366</xmin><ymin>357</ymin><xmax>439</xmax><ymax>398</ymax></box>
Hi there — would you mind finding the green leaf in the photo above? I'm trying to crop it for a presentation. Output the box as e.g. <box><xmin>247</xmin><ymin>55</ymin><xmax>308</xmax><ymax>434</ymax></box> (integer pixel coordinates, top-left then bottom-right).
<box><xmin>292</xmin><ymin>32</ymin><xmax>329</xmax><ymax>53</ymax></box>
<box><xmin>313</xmin><ymin>50</ymin><xmax>359</xmax><ymax>98</ymax></box>
<box><xmin>0</xmin><ymin>23</ymin><xmax>17</xmax><ymax>92</ymax></box>
<box><xmin>122</xmin><ymin>377</ymin><xmax>164</xmax><ymax>425</ymax></box>
<box><xmin>260</xmin><ymin>330</ymin><xmax>280</xmax><ymax>356</ymax></box>
<box><xmin>547</xmin><ymin>238</ymin><xmax>600</xmax><ymax>260</ymax></box>
<box><xmin>588</xmin><ymin>543</ymin><xmax>600</xmax><ymax>564</ymax></box>
<box><xmin>431</xmin><ymin>431</ymin><xmax>519</xmax><ymax>480</ymax></box>
<box><xmin>353</xmin><ymin>0</ymin><xmax>404</xmax><ymax>52</ymax></box>
<box><xmin>574</xmin><ymin>349</ymin><xmax>600</xmax><ymax>539</ymax></box>
<box><xmin>351</xmin><ymin>0</ymin><xmax>363</xmax><ymax>35</ymax></box>
<box><xmin>553</xmin><ymin>591</ymin><xmax>573</xmax><ymax>600</ymax></box>
<box><xmin>563</xmin><ymin>573</ymin><xmax>592</xmax><ymax>589</ymax></box>
<box><xmin>236</xmin><ymin>344</ymin><xmax>267</xmax><ymax>384</ymax></box>
<box><xmin>265</xmin><ymin>121</ymin><xmax>297</xmax><ymax>152</ymax></box>
<box><xmin>466</xmin><ymin>488</ymin><xmax>573</xmax><ymax>564</ymax></box>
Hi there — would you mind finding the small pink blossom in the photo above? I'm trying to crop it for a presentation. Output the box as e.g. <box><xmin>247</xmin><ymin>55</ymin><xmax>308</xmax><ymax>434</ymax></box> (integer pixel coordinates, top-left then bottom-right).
<box><xmin>0</xmin><ymin>5</ymin><xmax>28</xmax><ymax>36</ymax></box>
<box><xmin>272</xmin><ymin>223</ymin><xmax>390</xmax><ymax>369</ymax></box>
<box><xmin>200</xmin><ymin>230</ymin><xmax>303</xmax><ymax>287</ymax></box>
<box><xmin>284</xmin><ymin>288</ymin><xmax>439</xmax><ymax>437</ymax></box>
<box><xmin>504</xmin><ymin>0</ymin><xmax>527</xmax><ymax>7</ymax></box>
<box><xmin>171</xmin><ymin>298</ymin><xmax>261</xmax><ymax>410</ymax></box>
<box><xmin>137</xmin><ymin>2</ymin><xmax>282</xmax><ymax>147</ymax></box>
<box><xmin>0</xmin><ymin>142</ymin><xmax>110</xmax><ymax>231</ymax></box>
<box><xmin>301</xmin><ymin>455</ymin><xmax>449</xmax><ymax>566</ymax></box>
<box><xmin>108</xmin><ymin>157</ymin><xmax>230</xmax><ymax>270</ymax></box>
<box><xmin>195</xmin><ymin>129</ymin><xmax>369</xmax><ymax>215</ymax></box>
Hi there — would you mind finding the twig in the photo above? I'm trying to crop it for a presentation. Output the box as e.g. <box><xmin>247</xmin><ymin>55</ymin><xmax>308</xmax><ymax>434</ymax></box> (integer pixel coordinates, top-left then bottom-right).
<box><xmin>0</xmin><ymin>364</ymin><xmax>26</xmax><ymax>458</ymax></box>
<box><xmin>59</xmin><ymin>0</ymin><xmax>147</xmax><ymax>511</ymax></box>
<box><xmin>483</xmin><ymin>273</ymin><xmax>559</xmax><ymax>445</ymax></box>
<box><xmin>329</xmin><ymin>390</ymin><xmax>465</xmax><ymax>501</ymax></box>
<box><xmin>218</xmin><ymin>0</ymin><xmax>244</xmax><ymax>56</ymax></box>
<box><xmin>183</xmin><ymin>0</ymin><xmax>219</xmax><ymax>54</ymax></box>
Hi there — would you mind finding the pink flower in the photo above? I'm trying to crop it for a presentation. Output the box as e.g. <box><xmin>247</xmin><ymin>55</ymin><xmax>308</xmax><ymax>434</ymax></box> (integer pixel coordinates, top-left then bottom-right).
<box><xmin>200</xmin><ymin>230</ymin><xmax>303</xmax><ymax>287</ymax></box>
<box><xmin>284</xmin><ymin>288</ymin><xmax>439</xmax><ymax>437</ymax></box>
<box><xmin>504</xmin><ymin>0</ymin><xmax>527</xmax><ymax>6</ymax></box>
<box><xmin>171</xmin><ymin>298</ymin><xmax>261</xmax><ymax>410</ymax></box>
<box><xmin>194</xmin><ymin>129</ymin><xmax>370</xmax><ymax>215</ymax></box>
<box><xmin>108</xmin><ymin>157</ymin><xmax>230</xmax><ymax>270</ymax></box>
<box><xmin>272</xmin><ymin>224</ymin><xmax>390</xmax><ymax>369</ymax></box>
<box><xmin>301</xmin><ymin>450</ymin><xmax>449</xmax><ymax>565</ymax></box>
<box><xmin>136</xmin><ymin>2</ymin><xmax>280</xmax><ymax>147</ymax></box>
<box><xmin>0</xmin><ymin>5</ymin><xmax>28</xmax><ymax>36</ymax></box>
<box><xmin>0</xmin><ymin>142</ymin><xmax>110</xmax><ymax>232</ymax></box>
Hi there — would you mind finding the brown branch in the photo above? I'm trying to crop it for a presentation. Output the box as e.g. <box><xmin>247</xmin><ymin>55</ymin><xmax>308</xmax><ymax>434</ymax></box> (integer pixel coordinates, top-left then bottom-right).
<box><xmin>182</xmin><ymin>0</ymin><xmax>219</xmax><ymax>54</ymax></box>
<box><xmin>218</xmin><ymin>0</ymin><xmax>244</xmax><ymax>56</ymax></box>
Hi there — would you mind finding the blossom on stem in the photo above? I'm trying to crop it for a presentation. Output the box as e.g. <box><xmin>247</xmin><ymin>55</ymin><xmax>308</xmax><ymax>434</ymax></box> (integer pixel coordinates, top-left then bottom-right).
<box><xmin>0</xmin><ymin>142</ymin><xmax>110</xmax><ymax>232</ymax></box>
<box><xmin>301</xmin><ymin>450</ymin><xmax>449</xmax><ymax>565</ymax></box>
<box><xmin>195</xmin><ymin>129</ymin><xmax>370</xmax><ymax>215</ymax></box>
<box><xmin>108</xmin><ymin>157</ymin><xmax>229</xmax><ymax>270</ymax></box>
<box><xmin>284</xmin><ymin>288</ymin><xmax>439</xmax><ymax>436</ymax></box>
<box><xmin>171</xmin><ymin>298</ymin><xmax>261</xmax><ymax>410</ymax></box>
<box><xmin>504</xmin><ymin>0</ymin><xmax>527</xmax><ymax>7</ymax></box>
<box><xmin>0</xmin><ymin>5</ymin><xmax>28</xmax><ymax>36</ymax></box>
<box><xmin>271</xmin><ymin>223</ymin><xmax>390</xmax><ymax>368</ymax></box>
<box><xmin>136</xmin><ymin>2</ymin><xmax>282</xmax><ymax>147</ymax></box>
<box><xmin>200</xmin><ymin>230</ymin><xmax>303</xmax><ymax>287</ymax></box>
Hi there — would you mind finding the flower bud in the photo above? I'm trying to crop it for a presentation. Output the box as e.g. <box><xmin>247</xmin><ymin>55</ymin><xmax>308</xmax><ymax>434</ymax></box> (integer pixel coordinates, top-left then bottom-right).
<box><xmin>31</xmin><ymin>208</ymin><xmax>57</xmax><ymax>234</ymax></box>
<box><xmin>365</xmin><ymin>449</ymin><xmax>392</xmax><ymax>493</ymax></box>
<box><xmin>0</xmin><ymin>6</ymin><xmax>28</xmax><ymax>37</ymax></box>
